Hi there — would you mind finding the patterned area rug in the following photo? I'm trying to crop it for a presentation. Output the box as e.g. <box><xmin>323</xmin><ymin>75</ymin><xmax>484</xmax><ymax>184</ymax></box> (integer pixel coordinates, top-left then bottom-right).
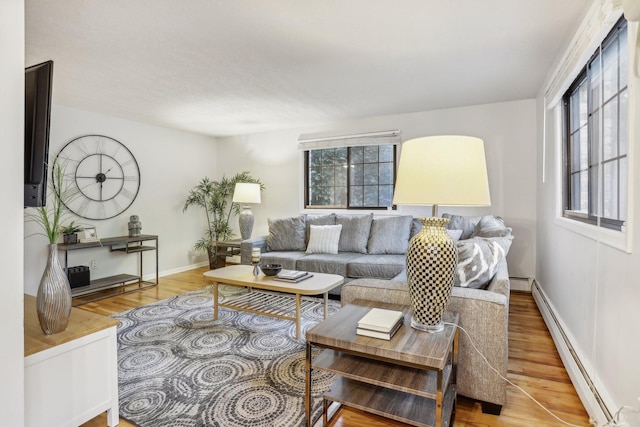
<box><xmin>114</xmin><ymin>288</ymin><xmax>339</xmax><ymax>427</ymax></box>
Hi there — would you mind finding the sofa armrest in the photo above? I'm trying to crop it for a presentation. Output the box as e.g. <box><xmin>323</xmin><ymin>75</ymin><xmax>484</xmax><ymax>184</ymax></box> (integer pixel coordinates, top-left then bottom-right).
<box><xmin>340</xmin><ymin>258</ymin><xmax>510</xmax><ymax>408</ymax></box>
<box><xmin>240</xmin><ymin>236</ymin><xmax>268</xmax><ymax>265</ymax></box>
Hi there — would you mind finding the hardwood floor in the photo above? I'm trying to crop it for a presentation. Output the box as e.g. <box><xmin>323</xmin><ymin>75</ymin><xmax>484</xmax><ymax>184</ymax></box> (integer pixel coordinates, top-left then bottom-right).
<box><xmin>79</xmin><ymin>267</ymin><xmax>589</xmax><ymax>427</ymax></box>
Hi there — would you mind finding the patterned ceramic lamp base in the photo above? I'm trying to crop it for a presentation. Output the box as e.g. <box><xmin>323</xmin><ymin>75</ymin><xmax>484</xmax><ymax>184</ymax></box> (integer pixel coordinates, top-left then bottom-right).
<box><xmin>238</xmin><ymin>206</ymin><xmax>254</xmax><ymax>240</ymax></box>
<box><xmin>406</xmin><ymin>217</ymin><xmax>457</xmax><ymax>333</ymax></box>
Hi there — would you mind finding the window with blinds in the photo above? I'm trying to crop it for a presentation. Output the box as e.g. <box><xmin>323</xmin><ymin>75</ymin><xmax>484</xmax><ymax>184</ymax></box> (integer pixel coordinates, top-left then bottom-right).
<box><xmin>299</xmin><ymin>131</ymin><xmax>400</xmax><ymax>209</ymax></box>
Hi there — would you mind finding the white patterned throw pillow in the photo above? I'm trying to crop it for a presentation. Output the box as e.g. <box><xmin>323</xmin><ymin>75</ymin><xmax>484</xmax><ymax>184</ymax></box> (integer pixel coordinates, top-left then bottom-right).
<box><xmin>305</xmin><ymin>225</ymin><xmax>342</xmax><ymax>254</ymax></box>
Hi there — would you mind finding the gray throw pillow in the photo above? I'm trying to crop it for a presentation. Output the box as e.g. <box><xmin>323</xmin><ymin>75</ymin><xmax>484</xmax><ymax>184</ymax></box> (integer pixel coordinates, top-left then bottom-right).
<box><xmin>336</xmin><ymin>213</ymin><xmax>373</xmax><ymax>253</ymax></box>
<box><xmin>410</xmin><ymin>217</ymin><xmax>423</xmax><ymax>238</ymax></box>
<box><xmin>442</xmin><ymin>213</ymin><xmax>483</xmax><ymax>240</ymax></box>
<box><xmin>305</xmin><ymin>213</ymin><xmax>336</xmax><ymax>245</ymax></box>
<box><xmin>367</xmin><ymin>216</ymin><xmax>413</xmax><ymax>254</ymax></box>
<box><xmin>471</xmin><ymin>215</ymin><xmax>513</xmax><ymax>238</ymax></box>
<box><xmin>454</xmin><ymin>235</ymin><xmax>513</xmax><ymax>289</ymax></box>
<box><xmin>267</xmin><ymin>215</ymin><xmax>306</xmax><ymax>251</ymax></box>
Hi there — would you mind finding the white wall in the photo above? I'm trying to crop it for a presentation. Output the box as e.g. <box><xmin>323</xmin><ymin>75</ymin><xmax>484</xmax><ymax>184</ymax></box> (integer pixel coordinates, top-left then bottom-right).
<box><xmin>23</xmin><ymin>105</ymin><xmax>218</xmax><ymax>295</ymax></box>
<box><xmin>0</xmin><ymin>0</ymin><xmax>25</xmax><ymax>424</ymax></box>
<box><xmin>536</xmin><ymin>8</ymin><xmax>640</xmax><ymax>425</ymax></box>
<box><xmin>217</xmin><ymin>99</ymin><xmax>538</xmax><ymax>279</ymax></box>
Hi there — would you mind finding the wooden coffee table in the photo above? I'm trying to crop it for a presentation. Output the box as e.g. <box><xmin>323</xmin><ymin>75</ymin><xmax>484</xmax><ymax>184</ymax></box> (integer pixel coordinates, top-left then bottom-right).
<box><xmin>203</xmin><ymin>265</ymin><xmax>343</xmax><ymax>339</ymax></box>
<box><xmin>305</xmin><ymin>299</ymin><xmax>459</xmax><ymax>427</ymax></box>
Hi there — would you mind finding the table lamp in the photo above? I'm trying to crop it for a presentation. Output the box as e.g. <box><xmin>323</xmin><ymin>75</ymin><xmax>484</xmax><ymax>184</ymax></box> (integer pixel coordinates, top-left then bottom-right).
<box><xmin>393</xmin><ymin>135</ymin><xmax>491</xmax><ymax>332</ymax></box>
<box><xmin>232</xmin><ymin>183</ymin><xmax>262</xmax><ymax>240</ymax></box>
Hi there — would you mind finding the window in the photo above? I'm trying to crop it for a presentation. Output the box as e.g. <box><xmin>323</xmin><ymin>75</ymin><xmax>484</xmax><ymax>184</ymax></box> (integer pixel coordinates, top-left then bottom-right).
<box><xmin>304</xmin><ymin>144</ymin><xmax>397</xmax><ymax>209</ymax></box>
<box><xmin>562</xmin><ymin>18</ymin><xmax>627</xmax><ymax>230</ymax></box>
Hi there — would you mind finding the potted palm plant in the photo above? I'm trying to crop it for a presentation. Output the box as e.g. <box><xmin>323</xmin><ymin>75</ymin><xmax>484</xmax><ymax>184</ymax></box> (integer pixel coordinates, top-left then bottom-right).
<box><xmin>183</xmin><ymin>171</ymin><xmax>264</xmax><ymax>269</ymax></box>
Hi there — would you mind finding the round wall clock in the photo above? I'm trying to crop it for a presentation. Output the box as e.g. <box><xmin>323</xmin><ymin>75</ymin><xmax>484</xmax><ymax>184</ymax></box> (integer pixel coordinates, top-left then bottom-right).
<box><xmin>54</xmin><ymin>135</ymin><xmax>141</xmax><ymax>220</ymax></box>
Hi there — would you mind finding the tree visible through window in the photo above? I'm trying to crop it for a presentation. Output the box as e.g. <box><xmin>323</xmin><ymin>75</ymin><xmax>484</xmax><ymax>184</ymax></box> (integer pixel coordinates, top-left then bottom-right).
<box><xmin>305</xmin><ymin>144</ymin><xmax>396</xmax><ymax>209</ymax></box>
<box><xmin>563</xmin><ymin>17</ymin><xmax>627</xmax><ymax>230</ymax></box>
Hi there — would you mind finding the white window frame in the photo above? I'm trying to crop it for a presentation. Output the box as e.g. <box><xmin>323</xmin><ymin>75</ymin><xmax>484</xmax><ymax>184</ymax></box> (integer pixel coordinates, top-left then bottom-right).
<box><xmin>545</xmin><ymin>1</ymin><xmax>634</xmax><ymax>253</ymax></box>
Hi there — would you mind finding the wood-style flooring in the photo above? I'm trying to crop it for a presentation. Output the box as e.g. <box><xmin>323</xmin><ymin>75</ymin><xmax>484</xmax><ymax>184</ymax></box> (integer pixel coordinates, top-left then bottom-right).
<box><xmin>79</xmin><ymin>267</ymin><xmax>590</xmax><ymax>427</ymax></box>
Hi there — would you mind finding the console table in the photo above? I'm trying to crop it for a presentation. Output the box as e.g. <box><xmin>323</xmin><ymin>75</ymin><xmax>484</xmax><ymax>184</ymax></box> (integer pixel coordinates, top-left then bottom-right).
<box><xmin>24</xmin><ymin>295</ymin><xmax>120</xmax><ymax>427</ymax></box>
<box><xmin>58</xmin><ymin>234</ymin><xmax>158</xmax><ymax>302</ymax></box>
<box><xmin>306</xmin><ymin>300</ymin><xmax>459</xmax><ymax>427</ymax></box>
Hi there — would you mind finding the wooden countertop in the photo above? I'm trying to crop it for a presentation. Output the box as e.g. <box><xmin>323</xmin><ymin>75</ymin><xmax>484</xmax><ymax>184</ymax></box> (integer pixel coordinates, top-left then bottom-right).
<box><xmin>24</xmin><ymin>294</ymin><xmax>120</xmax><ymax>357</ymax></box>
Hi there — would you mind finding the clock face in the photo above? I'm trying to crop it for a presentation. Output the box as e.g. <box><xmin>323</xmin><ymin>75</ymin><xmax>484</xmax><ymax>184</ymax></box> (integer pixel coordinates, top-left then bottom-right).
<box><xmin>54</xmin><ymin>135</ymin><xmax>140</xmax><ymax>220</ymax></box>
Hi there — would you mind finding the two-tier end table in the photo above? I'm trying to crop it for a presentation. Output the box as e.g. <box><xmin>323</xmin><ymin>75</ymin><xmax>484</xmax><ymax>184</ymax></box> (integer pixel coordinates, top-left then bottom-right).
<box><xmin>305</xmin><ymin>299</ymin><xmax>459</xmax><ymax>427</ymax></box>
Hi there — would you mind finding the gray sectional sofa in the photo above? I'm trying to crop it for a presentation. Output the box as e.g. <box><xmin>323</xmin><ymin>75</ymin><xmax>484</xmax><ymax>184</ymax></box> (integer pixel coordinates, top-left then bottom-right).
<box><xmin>240</xmin><ymin>212</ymin><xmax>513</xmax><ymax>414</ymax></box>
<box><xmin>240</xmin><ymin>213</ymin><xmax>415</xmax><ymax>295</ymax></box>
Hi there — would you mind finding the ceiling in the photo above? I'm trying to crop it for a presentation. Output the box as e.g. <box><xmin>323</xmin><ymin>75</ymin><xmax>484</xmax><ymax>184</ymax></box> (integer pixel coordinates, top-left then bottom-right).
<box><xmin>25</xmin><ymin>1</ymin><xmax>588</xmax><ymax>137</ymax></box>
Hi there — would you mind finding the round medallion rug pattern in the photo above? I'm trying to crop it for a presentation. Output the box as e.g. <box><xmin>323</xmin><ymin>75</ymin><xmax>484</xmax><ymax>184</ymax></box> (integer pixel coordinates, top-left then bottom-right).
<box><xmin>114</xmin><ymin>288</ymin><xmax>339</xmax><ymax>427</ymax></box>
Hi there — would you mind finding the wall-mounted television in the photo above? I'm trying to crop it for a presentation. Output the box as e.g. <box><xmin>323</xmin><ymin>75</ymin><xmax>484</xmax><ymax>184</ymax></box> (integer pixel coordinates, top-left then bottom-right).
<box><xmin>24</xmin><ymin>60</ymin><xmax>54</xmax><ymax>207</ymax></box>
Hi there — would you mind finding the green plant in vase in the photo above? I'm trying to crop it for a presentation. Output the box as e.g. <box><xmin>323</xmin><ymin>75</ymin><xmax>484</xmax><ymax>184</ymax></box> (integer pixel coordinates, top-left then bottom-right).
<box><xmin>183</xmin><ymin>172</ymin><xmax>264</xmax><ymax>268</ymax></box>
<box><xmin>24</xmin><ymin>160</ymin><xmax>77</xmax><ymax>334</ymax></box>
<box><xmin>60</xmin><ymin>221</ymin><xmax>84</xmax><ymax>244</ymax></box>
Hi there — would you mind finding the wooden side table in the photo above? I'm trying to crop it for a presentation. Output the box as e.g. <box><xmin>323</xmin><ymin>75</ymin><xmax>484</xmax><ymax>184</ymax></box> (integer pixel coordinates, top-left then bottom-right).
<box><xmin>305</xmin><ymin>299</ymin><xmax>459</xmax><ymax>427</ymax></box>
<box><xmin>212</xmin><ymin>239</ymin><xmax>242</xmax><ymax>268</ymax></box>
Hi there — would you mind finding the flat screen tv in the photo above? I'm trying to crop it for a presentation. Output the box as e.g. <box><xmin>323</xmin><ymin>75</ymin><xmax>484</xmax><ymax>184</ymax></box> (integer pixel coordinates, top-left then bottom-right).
<box><xmin>24</xmin><ymin>60</ymin><xmax>54</xmax><ymax>207</ymax></box>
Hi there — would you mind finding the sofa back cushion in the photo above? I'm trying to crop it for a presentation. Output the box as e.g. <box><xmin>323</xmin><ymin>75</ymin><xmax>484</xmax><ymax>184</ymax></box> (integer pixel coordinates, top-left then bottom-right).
<box><xmin>336</xmin><ymin>213</ymin><xmax>373</xmax><ymax>253</ymax></box>
<box><xmin>442</xmin><ymin>213</ymin><xmax>483</xmax><ymax>240</ymax></box>
<box><xmin>367</xmin><ymin>215</ymin><xmax>413</xmax><ymax>254</ymax></box>
<box><xmin>305</xmin><ymin>213</ymin><xmax>336</xmax><ymax>245</ymax></box>
<box><xmin>267</xmin><ymin>215</ymin><xmax>306</xmax><ymax>251</ymax></box>
<box><xmin>471</xmin><ymin>215</ymin><xmax>512</xmax><ymax>238</ymax></box>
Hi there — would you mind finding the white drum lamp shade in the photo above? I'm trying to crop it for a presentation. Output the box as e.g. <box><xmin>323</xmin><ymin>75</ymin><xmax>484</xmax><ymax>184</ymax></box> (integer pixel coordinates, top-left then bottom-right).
<box><xmin>232</xmin><ymin>183</ymin><xmax>262</xmax><ymax>240</ymax></box>
<box><xmin>393</xmin><ymin>136</ymin><xmax>491</xmax><ymax>332</ymax></box>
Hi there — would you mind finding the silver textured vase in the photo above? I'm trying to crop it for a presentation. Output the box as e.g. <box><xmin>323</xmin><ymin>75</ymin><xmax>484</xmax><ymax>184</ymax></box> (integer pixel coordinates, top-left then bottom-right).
<box><xmin>238</xmin><ymin>205</ymin><xmax>255</xmax><ymax>240</ymax></box>
<box><xmin>406</xmin><ymin>217</ymin><xmax>457</xmax><ymax>333</ymax></box>
<box><xmin>37</xmin><ymin>244</ymin><xmax>73</xmax><ymax>335</ymax></box>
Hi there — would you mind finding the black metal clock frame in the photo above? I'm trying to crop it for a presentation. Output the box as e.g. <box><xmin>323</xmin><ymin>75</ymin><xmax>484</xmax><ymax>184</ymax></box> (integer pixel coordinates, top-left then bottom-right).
<box><xmin>54</xmin><ymin>135</ymin><xmax>141</xmax><ymax>220</ymax></box>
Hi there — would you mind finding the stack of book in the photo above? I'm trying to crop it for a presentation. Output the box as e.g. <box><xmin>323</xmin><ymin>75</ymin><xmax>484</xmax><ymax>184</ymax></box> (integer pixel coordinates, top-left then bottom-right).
<box><xmin>356</xmin><ymin>308</ymin><xmax>404</xmax><ymax>340</ymax></box>
<box><xmin>274</xmin><ymin>270</ymin><xmax>313</xmax><ymax>283</ymax></box>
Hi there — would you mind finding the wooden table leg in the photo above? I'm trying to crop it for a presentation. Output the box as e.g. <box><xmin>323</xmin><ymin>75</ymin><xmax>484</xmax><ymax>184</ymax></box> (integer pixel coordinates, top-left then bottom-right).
<box><xmin>296</xmin><ymin>293</ymin><xmax>301</xmax><ymax>340</ymax></box>
<box><xmin>323</xmin><ymin>292</ymin><xmax>328</xmax><ymax>319</ymax></box>
<box><xmin>213</xmin><ymin>281</ymin><xmax>219</xmax><ymax>320</ymax></box>
<box><xmin>305</xmin><ymin>341</ymin><xmax>312</xmax><ymax>427</ymax></box>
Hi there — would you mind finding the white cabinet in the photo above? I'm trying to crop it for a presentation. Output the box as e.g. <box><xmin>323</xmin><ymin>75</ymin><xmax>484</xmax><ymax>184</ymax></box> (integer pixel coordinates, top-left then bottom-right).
<box><xmin>24</xmin><ymin>295</ymin><xmax>119</xmax><ymax>427</ymax></box>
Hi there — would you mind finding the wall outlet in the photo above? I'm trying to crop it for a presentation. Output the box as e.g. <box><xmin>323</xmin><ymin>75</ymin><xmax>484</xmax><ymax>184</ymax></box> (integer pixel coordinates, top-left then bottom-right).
<box><xmin>90</xmin><ymin>259</ymin><xmax>97</xmax><ymax>270</ymax></box>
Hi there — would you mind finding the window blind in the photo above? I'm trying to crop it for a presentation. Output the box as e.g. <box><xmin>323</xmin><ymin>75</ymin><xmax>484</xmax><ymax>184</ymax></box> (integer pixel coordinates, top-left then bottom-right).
<box><xmin>297</xmin><ymin>130</ymin><xmax>401</xmax><ymax>150</ymax></box>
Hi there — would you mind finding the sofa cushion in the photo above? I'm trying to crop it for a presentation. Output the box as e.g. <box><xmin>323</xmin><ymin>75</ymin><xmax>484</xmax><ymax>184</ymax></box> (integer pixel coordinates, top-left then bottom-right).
<box><xmin>259</xmin><ymin>251</ymin><xmax>307</xmax><ymax>270</ymax></box>
<box><xmin>295</xmin><ymin>252</ymin><xmax>364</xmax><ymax>277</ymax></box>
<box><xmin>305</xmin><ymin>213</ymin><xmax>336</xmax><ymax>245</ymax></box>
<box><xmin>442</xmin><ymin>213</ymin><xmax>483</xmax><ymax>240</ymax></box>
<box><xmin>267</xmin><ymin>215</ymin><xmax>306</xmax><ymax>251</ymax></box>
<box><xmin>306</xmin><ymin>225</ymin><xmax>342</xmax><ymax>254</ymax></box>
<box><xmin>367</xmin><ymin>215</ymin><xmax>412</xmax><ymax>254</ymax></box>
<box><xmin>410</xmin><ymin>217</ymin><xmax>423</xmax><ymax>238</ymax></box>
<box><xmin>454</xmin><ymin>236</ymin><xmax>513</xmax><ymax>289</ymax></box>
<box><xmin>346</xmin><ymin>254</ymin><xmax>406</xmax><ymax>279</ymax></box>
<box><xmin>471</xmin><ymin>215</ymin><xmax>513</xmax><ymax>238</ymax></box>
<box><xmin>336</xmin><ymin>213</ymin><xmax>373</xmax><ymax>253</ymax></box>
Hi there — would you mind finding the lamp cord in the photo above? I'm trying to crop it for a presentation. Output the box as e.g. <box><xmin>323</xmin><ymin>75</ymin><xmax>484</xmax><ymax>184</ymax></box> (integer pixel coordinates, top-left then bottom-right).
<box><xmin>444</xmin><ymin>322</ymin><xmax>595</xmax><ymax>427</ymax></box>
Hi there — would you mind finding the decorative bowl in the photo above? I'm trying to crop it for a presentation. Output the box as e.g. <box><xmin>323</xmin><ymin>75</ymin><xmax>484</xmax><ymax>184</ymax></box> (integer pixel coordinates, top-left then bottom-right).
<box><xmin>260</xmin><ymin>263</ymin><xmax>282</xmax><ymax>276</ymax></box>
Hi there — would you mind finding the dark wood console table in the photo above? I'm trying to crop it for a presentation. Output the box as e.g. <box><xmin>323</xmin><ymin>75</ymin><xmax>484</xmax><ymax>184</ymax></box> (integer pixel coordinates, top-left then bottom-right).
<box><xmin>58</xmin><ymin>234</ymin><xmax>159</xmax><ymax>303</ymax></box>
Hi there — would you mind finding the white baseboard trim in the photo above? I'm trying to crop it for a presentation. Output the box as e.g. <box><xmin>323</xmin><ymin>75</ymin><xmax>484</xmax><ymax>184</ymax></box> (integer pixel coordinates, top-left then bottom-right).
<box><xmin>142</xmin><ymin>261</ymin><xmax>209</xmax><ymax>282</ymax></box>
<box><xmin>509</xmin><ymin>276</ymin><xmax>533</xmax><ymax>292</ymax></box>
<box><xmin>532</xmin><ymin>280</ymin><xmax>617</xmax><ymax>426</ymax></box>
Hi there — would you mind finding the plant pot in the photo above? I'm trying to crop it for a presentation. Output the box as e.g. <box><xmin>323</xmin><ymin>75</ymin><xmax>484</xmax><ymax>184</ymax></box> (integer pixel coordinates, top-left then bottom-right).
<box><xmin>37</xmin><ymin>244</ymin><xmax>73</xmax><ymax>335</ymax></box>
<box><xmin>63</xmin><ymin>233</ymin><xmax>78</xmax><ymax>244</ymax></box>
